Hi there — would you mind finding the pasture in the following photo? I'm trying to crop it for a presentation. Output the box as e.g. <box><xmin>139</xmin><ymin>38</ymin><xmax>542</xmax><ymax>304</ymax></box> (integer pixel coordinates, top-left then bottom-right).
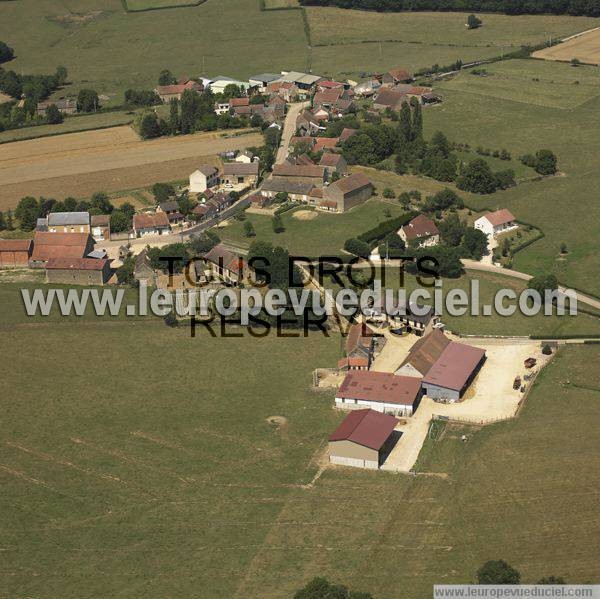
<box><xmin>125</xmin><ymin>0</ymin><xmax>206</xmax><ymax>9</ymax></box>
<box><xmin>1</xmin><ymin>279</ymin><xmax>599</xmax><ymax>597</ymax></box>
<box><xmin>425</xmin><ymin>59</ymin><xmax>600</xmax><ymax>296</ymax></box>
<box><xmin>0</xmin><ymin>127</ymin><xmax>260</xmax><ymax>210</ymax></box>
<box><xmin>533</xmin><ymin>28</ymin><xmax>600</xmax><ymax>65</ymax></box>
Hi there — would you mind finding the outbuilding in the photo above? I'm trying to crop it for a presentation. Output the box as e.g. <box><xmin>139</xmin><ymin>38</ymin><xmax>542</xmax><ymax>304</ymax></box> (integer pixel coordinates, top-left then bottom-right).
<box><xmin>0</xmin><ymin>239</ymin><xmax>33</xmax><ymax>268</ymax></box>
<box><xmin>328</xmin><ymin>408</ymin><xmax>399</xmax><ymax>469</ymax></box>
<box><xmin>474</xmin><ymin>209</ymin><xmax>517</xmax><ymax>237</ymax></box>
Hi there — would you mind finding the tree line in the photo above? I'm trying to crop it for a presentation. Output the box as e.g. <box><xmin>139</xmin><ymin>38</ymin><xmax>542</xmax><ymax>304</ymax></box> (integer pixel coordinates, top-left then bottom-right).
<box><xmin>298</xmin><ymin>0</ymin><xmax>600</xmax><ymax>17</ymax></box>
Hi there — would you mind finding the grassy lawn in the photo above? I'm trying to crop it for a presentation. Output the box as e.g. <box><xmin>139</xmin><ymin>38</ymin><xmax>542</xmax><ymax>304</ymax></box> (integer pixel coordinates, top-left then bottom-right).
<box><xmin>217</xmin><ymin>199</ymin><xmax>407</xmax><ymax>256</ymax></box>
<box><xmin>425</xmin><ymin>59</ymin><xmax>600</xmax><ymax>296</ymax></box>
<box><xmin>0</xmin><ymin>110</ymin><xmax>139</xmax><ymax>144</ymax></box>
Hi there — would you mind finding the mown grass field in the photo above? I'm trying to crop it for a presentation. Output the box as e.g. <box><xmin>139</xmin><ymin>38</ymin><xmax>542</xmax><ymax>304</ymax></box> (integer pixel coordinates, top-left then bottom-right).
<box><xmin>1</xmin><ymin>279</ymin><xmax>599</xmax><ymax>597</ymax></box>
<box><xmin>426</xmin><ymin>59</ymin><xmax>600</xmax><ymax>295</ymax></box>
<box><xmin>218</xmin><ymin>199</ymin><xmax>406</xmax><ymax>256</ymax></box>
<box><xmin>125</xmin><ymin>0</ymin><xmax>205</xmax><ymax>9</ymax></box>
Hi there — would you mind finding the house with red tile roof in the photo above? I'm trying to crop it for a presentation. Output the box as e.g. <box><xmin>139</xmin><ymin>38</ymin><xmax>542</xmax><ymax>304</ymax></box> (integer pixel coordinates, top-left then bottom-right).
<box><xmin>203</xmin><ymin>243</ymin><xmax>247</xmax><ymax>285</ymax></box>
<box><xmin>154</xmin><ymin>79</ymin><xmax>203</xmax><ymax>103</ymax></box>
<box><xmin>328</xmin><ymin>409</ymin><xmax>399</xmax><ymax>469</ymax></box>
<box><xmin>30</xmin><ymin>232</ymin><xmax>95</xmax><ymax>267</ymax></box>
<box><xmin>398</xmin><ymin>214</ymin><xmax>440</xmax><ymax>247</ymax></box>
<box><xmin>381</xmin><ymin>68</ymin><xmax>413</xmax><ymax>86</ymax></box>
<box><xmin>45</xmin><ymin>257</ymin><xmax>113</xmax><ymax>286</ymax></box>
<box><xmin>133</xmin><ymin>212</ymin><xmax>171</xmax><ymax>237</ymax></box>
<box><xmin>0</xmin><ymin>239</ymin><xmax>33</xmax><ymax>268</ymax></box>
<box><xmin>335</xmin><ymin>370</ymin><xmax>423</xmax><ymax>416</ymax></box>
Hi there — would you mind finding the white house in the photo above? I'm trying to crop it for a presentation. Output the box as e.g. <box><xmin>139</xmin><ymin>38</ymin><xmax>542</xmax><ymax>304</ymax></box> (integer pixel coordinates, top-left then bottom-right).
<box><xmin>189</xmin><ymin>165</ymin><xmax>220</xmax><ymax>193</ymax></box>
<box><xmin>474</xmin><ymin>208</ymin><xmax>517</xmax><ymax>237</ymax></box>
<box><xmin>235</xmin><ymin>150</ymin><xmax>254</xmax><ymax>164</ymax></box>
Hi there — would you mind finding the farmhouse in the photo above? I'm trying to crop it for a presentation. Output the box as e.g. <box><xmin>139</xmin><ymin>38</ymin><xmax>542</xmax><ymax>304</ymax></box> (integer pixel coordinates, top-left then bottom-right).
<box><xmin>381</xmin><ymin>68</ymin><xmax>413</xmax><ymax>86</ymax></box>
<box><xmin>421</xmin><ymin>342</ymin><xmax>486</xmax><ymax>402</ymax></box>
<box><xmin>133</xmin><ymin>212</ymin><xmax>171</xmax><ymax>237</ymax></box>
<box><xmin>90</xmin><ymin>214</ymin><xmax>111</xmax><ymax>242</ymax></box>
<box><xmin>336</xmin><ymin>370</ymin><xmax>422</xmax><ymax>416</ymax></box>
<box><xmin>474</xmin><ymin>209</ymin><xmax>518</xmax><ymax>237</ymax></box>
<box><xmin>399</xmin><ymin>214</ymin><xmax>440</xmax><ymax>247</ymax></box>
<box><xmin>157</xmin><ymin>201</ymin><xmax>185</xmax><ymax>225</ymax></box>
<box><xmin>30</xmin><ymin>232</ymin><xmax>95</xmax><ymax>267</ymax></box>
<box><xmin>46</xmin><ymin>212</ymin><xmax>91</xmax><ymax>234</ymax></box>
<box><xmin>338</xmin><ymin>322</ymin><xmax>374</xmax><ymax>371</ymax></box>
<box><xmin>235</xmin><ymin>150</ymin><xmax>254</xmax><ymax>164</ymax></box>
<box><xmin>36</xmin><ymin>98</ymin><xmax>77</xmax><ymax>116</ymax></box>
<box><xmin>367</xmin><ymin>298</ymin><xmax>440</xmax><ymax>336</ymax></box>
<box><xmin>322</xmin><ymin>172</ymin><xmax>373</xmax><ymax>212</ymax></box>
<box><xmin>45</xmin><ymin>257</ymin><xmax>113</xmax><ymax>286</ymax></box>
<box><xmin>295</xmin><ymin>110</ymin><xmax>326</xmax><ymax>136</ymax></box>
<box><xmin>220</xmin><ymin>162</ymin><xmax>259</xmax><ymax>187</ymax></box>
<box><xmin>372</xmin><ymin>88</ymin><xmax>406</xmax><ymax>112</ymax></box>
<box><xmin>155</xmin><ymin>79</ymin><xmax>203</xmax><ymax>103</ymax></box>
<box><xmin>192</xmin><ymin>203</ymin><xmax>216</xmax><ymax>222</ymax></box>
<box><xmin>319</xmin><ymin>152</ymin><xmax>347</xmax><ymax>178</ymax></box>
<box><xmin>0</xmin><ymin>239</ymin><xmax>33</xmax><ymax>268</ymax></box>
<box><xmin>189</xmin><ymin>165</ymin><xmax>220</xmax><ymax>193</ymax></box>
<box><xmin>260</xmin><ymin>178</ymin><xmax>315</xmax><ymax>203</ymax></box>
<box><xmin>272</xmin><ymin>163</ymin><xmax>326</xmax><ymax>185</ymax></box>
<box><xmin>328</xmin><ymin>409</ymin><xmax>399</xmax><ymax>470</ymax></box>
<box><xmin>133</xmin><ymin>248</ymin><xmax>155</xmax><ymax>287</ymax></box>
<box><xmin>203</xmin><ymin>244</ymin><xmax>246</xmax><ymax>285</ymax></box>
<box><xmin>396</xmin><ymin>329</ymin><xmax>451</xmax><ymax>378</ymax></box>
<box><xmin>313</xmin><ymin>137</ymin><xmax>340</xmax><ymax>153</ymax></box>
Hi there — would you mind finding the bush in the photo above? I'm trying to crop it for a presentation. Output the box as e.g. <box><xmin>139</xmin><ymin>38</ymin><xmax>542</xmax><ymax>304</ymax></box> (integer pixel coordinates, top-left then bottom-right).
<box><xmin>344</xmin><ymin>237</ymin><xmax>371</xmax><ymax>259</ymax></box>
<box><xmin>542</xmin><ymin>344</ymin><xmax>553</xmax><ymax>355</ymax></box>
<box><xmin>164</xmin><ymin>312</ymin><xmax>178</xmax><ymax>328</ymax></box>
<box><xmin>382</xmin><ymin>187</ymin><xmax>395</xmax><ymax>199</ymax></box>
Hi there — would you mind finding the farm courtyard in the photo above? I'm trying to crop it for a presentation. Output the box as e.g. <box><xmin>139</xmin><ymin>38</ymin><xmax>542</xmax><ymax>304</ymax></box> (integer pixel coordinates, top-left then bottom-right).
<box><xmin>0</xmin><ymin>281</ymin><xmax>599</xmax><ymax>597</ymax></box>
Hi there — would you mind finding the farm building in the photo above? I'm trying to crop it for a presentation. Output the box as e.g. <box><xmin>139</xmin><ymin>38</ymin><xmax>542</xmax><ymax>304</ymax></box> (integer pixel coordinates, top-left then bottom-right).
<box><xmin>133</xmin><ymin>249</ymin><xmax>155</xmax><ymax>287</ymax></box>
<box><xmin>381</xmin><ymin>68</ymin><xmax>413</xmax><ymax>86</ymax></box>
<box><xmin>155</xmin><ymin>79</ymin><xmax>203</xmax><ymax>103</ymax></box>
<box><xmin>36</xmin><ymin>98</ymin><xmax>77</xmax><ymax>117</ymax></box>
<box><xmin>421</xmin><ymin>342</ymin><xmax>486</xmax><ymax>402</ymax></box>
<box><xmin>367</xmin><ymin>297</ymin><xmax>440</xmax><ymax>336</ymax></box>
<box><xmin>189</xmin><ymin>165</ymin><xmax>220</xmax><ymax>193</ymax></box>
<box><xmin>396</xmin><ymin>329</ymin><xmax>450</xmax><ymax>378</ymax></box>
<box><xmin>0</xmin><ymin>239</ymin><xmax>33</xmax><ymax>268</ymax></box>
<box><xmin>45</xmin><ymin>257</ymin><xmax>113</xmax><ymax>287</ymax></box>
<box><xmin>272</xmin><ymin>163</ymin><xmax>326</xmax><ymax>186</ymax></box>
<box><xmin>46</xmin><ymin>212</ymin><xmax>91</xmax><ymax>234</ymax></box>
<box><xmin>328</xmin><ymin>409</ymin><xmax>399</xmax><ymax>470</ymax></box>
<box><xmin>372</xmin><ymin>88</ymin><xmax>406</xmax><ymax>112</ymax></box>
<box><xmin>338</xmin><ymin>323</ymin><xmax>374</xmax><ymax>371</ymax></box>
<box><xmin>260</xmin><ymin>178</ymin><xmax>315</xmax><ymax>203</ymax></box>
<box><xmin>203</xmin><ymin>244</ymin><xmax>246</xmax><ymax>285</ymax></box>
<box><xmin>322</xmin><ymin>172</ymin><xmax>373</xmax><ymax>212</ymax></box>
<box><xmin>30</xmin><ymin>232</ymin><xmax>95</xmax><ymax>268</ymax></box>
<box><xmin>220</xmin><ymin>162</ymin><xmax>259</xmax><ymax>187</ymax></box>
<box><xmin>335</xmin><ymin>370</ymin><xmax>422</xmax><ymax>417</ymax></box>
<box><xmin>133</xmin><ymin>213</ymin><xmax>171</xmax><ymax>237</ymax></box>
<box><xmin>319</xmin><ymin>152</ymin><xmax>347</xmax><ymax>178</ymax></box>
<box><xmin>474</xmin><ymin>209</ymin><xmax>517</xmax><ymax>237</ymax></box>
<box><xmin>398</xmin><ymin>214</ymin><xmax>440</xmax><ymax>248</ymax></box>
<box><xmin>91</xmin><ymin>215</ymin><xmax>111</xmax><ymax>242</ymax></box>
<box><xmin>248</xmin><ymin>73</ymin><xmax>281</xmax><ymax>92</ymax></box>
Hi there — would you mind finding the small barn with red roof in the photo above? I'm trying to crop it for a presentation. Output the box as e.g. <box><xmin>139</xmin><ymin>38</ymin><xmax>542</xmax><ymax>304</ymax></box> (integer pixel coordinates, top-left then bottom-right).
<box><xmin>328</xmin><ymin>408</ymin><xmax>399</xmax><ymax>469</ymax></box>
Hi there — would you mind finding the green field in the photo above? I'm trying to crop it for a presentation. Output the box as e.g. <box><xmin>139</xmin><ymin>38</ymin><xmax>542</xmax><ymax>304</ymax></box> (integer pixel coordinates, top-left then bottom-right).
<box><xmin>125</xmin><ymin>0</ymin><xmax>206</xmax><ymax>9</ymax></box>
<box><xmin>425</xmin><ymin>59</ymin><xmax>600</xmax><ymax>295</ymax></box>
<box><xmin>1</xmin><ymin>278</ymin><xmax>599</xmax><ymax>596</ymax></box>
<box><xmin>218</xmin><ymin>199</ymin><xmax>407</xmax><ymax>256</ymax></box>
<box><xmin>0</xmin><ymin>110</ymin><xmax>138</xmax><ymax>144</ymax></box>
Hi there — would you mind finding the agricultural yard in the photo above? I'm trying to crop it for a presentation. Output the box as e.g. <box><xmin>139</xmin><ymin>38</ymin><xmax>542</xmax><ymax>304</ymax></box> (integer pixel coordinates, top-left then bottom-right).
<box><xmin>423</xmin><ymin>59</ymin><xmax>600</xmax><ymax>296</ymax></box>
<box><xmin>1</xmin><ymin>279</ymin><xmax>599</xmax><ymax>597</ymax></box>
<box><xmin>533</xmin><ymin>28</ymin><xmax>600</xmax><ymax>65</ymax></box>
<box><xmin>0</xmin><ymin>126</ymin><xmax>261</xmax><ymax>210</ymax></box>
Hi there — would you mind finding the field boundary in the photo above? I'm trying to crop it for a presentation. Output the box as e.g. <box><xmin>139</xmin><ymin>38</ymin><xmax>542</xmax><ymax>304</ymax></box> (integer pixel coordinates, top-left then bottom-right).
<box><xmin>123</xmin><ymin>0</ymin><xmax>207</xmax><ymax>12</ymax></box>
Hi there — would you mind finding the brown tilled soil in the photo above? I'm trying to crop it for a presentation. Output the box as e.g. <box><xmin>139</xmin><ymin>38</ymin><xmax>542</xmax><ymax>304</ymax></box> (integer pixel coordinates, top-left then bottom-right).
<box><xmin>0</xmin><ymin>126</ymin><xmax>262</xmax><ymax>210</ymax></box>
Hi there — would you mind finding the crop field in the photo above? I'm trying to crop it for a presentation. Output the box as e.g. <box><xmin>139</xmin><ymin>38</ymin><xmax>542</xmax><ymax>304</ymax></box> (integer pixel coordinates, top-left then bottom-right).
<box><xmin>1</xmin><ymin>278</ymin><xmax>599</xmax><ymax>597</ymax></box>
<box><xmin>0</xmin><ymin>110</ymin><xmax>140</xmax><ymax>144</ymax></box>
<box><xmin>218</xmin><ymin>199</ymin><xmax>406</xmax><ymax>257</ymax></box>
<box><xmin>423</xmin><ymin>59</ymin><xmax>600</xmax><ymax>296</ymax></box>
<box><xmin>533</xmin><ymin>28</ymin><xmax>600</xmax><ymax>65</ymax></box>
<box><xmin>0</xmin><ymin>126</ymin><xmax>261</xmax><ymax>210</ymax></box>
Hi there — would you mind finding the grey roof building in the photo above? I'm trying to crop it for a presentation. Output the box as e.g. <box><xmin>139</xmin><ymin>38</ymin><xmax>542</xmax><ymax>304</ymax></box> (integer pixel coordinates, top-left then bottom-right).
<box><xmin>47</xmin><ymin>212</ymin><xmax>90</xmax><ymax>226</ymax></box>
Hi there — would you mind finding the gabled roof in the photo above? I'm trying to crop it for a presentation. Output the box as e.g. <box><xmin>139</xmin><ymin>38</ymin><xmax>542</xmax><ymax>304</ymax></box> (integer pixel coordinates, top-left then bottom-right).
<box><xmin>133</xmin><ymin>212</ymin><xmax>170</xmax><ymax>230</ymax></box>
<box><xmin>272</xmin><ymin>163</ymin><xmax>325</xmax><ymax>179</ymax></box>
<box><xmin>47</xmin><ymin>212</ymin><xmax>90</xmax><ymax>226</ymax></box>
<box><xmin>31</xmin><ymin>232</ymin><xmax>92</xmax><ymax>262</ymax></box>
<box><xmin>90</xmin><ymin>214</ymin><xmax>110</xmax><ymax>227</ymax></box>
<box><xmin>193</xmin><ymin>164</ymin><xmax>219</xmax><ymax>177</ymax></box>
<box><xmin>339</xmin><ymin>128</ymin><xmax>358</xmax><ymax>142</ymax></box>
<box><xmin>346</xmin><ymin>322</ymin><xmax>372</xmax><ymax>357</ymax></box>
<box><xmin>329</xmin><ymin>172</ymin><xmax>372</xmax><ymax>195</ymax></box>
<box><xmin>329</xmin><ymin>409</ymin><xmax>398</xmax><ymax>451</ymax></box>
<box><xmin>261</xmin><ymin>177</ymin><xmax>315</xmax><ymax>196</ymax></box>
<box><xmin>313</xmin><ymin>137</ymin><xmax>339</xmax><ymax>152</ymax></box>
<box><xmin>249</xmin><ymin>73</ymin><xmax>281</xmax><ymax>84</ymax></box>
<box><xmin>337</xmin><ymin>371</ymin><xmax>422</xmax><ymax>406</ymax></box>
<box><xmin>423</xmin><ymin>342</ymin><xmax>486</xmax><ymax>391</ymax></box>
<box><xmin>159</xmin><ymin>200</ymin><xmax>179</xmax><ymax>212</ymax></box>
<box><xmin>373</xmin><ymin>88</ymin><xmax>406</xmax><ymax>107</ymax></box>
<box><xmin>203</xmin><ymin>244</ymin><xmax>244</xmax><ymax>274</ymax></box>
<box><xmin>386</xmin><ymin>68</ymin><xmax>412</xmax><ymax>82</ymax></box>
<box><xmin>401</xmin><ymin>214</ymin><xmax>439</xmax><ymax>240</ymax></box>
<box><xmin>46</xmin><ymin>257</ymin><xmax>109</xmax><ymax>271</ymax></box>
<box><xmin>399</xmin><ymin>329</ymin><xmax>451</xmax><ymax>376</ymax></box>
<box><xmin>0</xmin><ymin>239</ymin><xmax>33</xmax><ymax>252</ymax></box>
<box><xmin>319</xmin><ymin>152</ymin><xmax>344</xmax><ymax>167</ymax></box>
<box><xmin>482</xmin><ymin>208</ymin><xmax>516</xmax><ymax>227</ymax></box>
<box><xmin>222</xmin><ymin>162</ymin><xmax>259</xmax><ymax>175</ymax></box>
<box><xmin>229</xmin><ymin>97</ymin><xmax>249</xmax><ymax>107</ymax></box>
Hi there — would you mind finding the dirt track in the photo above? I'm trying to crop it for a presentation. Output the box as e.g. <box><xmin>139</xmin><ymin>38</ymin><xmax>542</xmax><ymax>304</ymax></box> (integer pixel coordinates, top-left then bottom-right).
<box><xmin>0</xmin><ymin>126</ymin><xmax>263</xmax><ymax>209</ymax></box>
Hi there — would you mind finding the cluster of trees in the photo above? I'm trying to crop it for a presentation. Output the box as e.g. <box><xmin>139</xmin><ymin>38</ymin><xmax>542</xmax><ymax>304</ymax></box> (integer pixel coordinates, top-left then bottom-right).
<box><xmin>477</xmin><ymin>560</ymin><xmax>566</xmax><ymax>585</ymax></box>
<box><xmin>294</xmin><ymin>577</ymin><xmax>372</xmax><ymax>599</ymax></box>
<box><xmin>438</xmin><ymin>212</ymin><xmax>489</xmax><ymax>260</ymax></box>
<box><xmin>528</xmin><ymin>273</ymin><xmax>559</xmax><ymax>303</ymax></box>
<box><xmin>0</xmin><ymin>210</ymin><xmax>15</xmax><ymax>231</ymax></box>
<box><xmin>456</xmin><ymin>158</ymin><xmax>516</xmax><ymax>194</ymax></box>
<box><xmin>13</xmin><ymin>192</ymin><xmax>136</xmax><ymax>233</ymax></box>
<box><xmin>298</xmin><ymin>0</ymin><xmax>600</xmax><ymax>17</ymax></box>
<box><xmin>124</xmin><ymin>89</ymin><xmax>160</xmax><ymax>107</ymax></box>
<box><xmin>0</xmin><ymin>41</ymin><xmax>14</xmax><ymax>64</ymax></box>
<box><xmin>520</xmin><ymin>149</ymin><xmax>558</xmax><ymax>175</ymax></box>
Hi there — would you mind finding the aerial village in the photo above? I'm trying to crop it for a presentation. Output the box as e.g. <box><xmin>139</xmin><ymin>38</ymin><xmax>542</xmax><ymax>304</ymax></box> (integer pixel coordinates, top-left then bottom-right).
<box><xmin>0</xmin><ymin>67</ymin><xmax>550</xmax><ymax>473</ymax></box>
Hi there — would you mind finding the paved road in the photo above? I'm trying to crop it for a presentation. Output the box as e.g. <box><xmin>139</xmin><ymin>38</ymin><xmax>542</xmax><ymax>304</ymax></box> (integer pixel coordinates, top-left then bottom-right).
<box><xmin>275</xmin><ymin>101</ymin><xmax>310</xmax><ymax>164</ymax></box>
